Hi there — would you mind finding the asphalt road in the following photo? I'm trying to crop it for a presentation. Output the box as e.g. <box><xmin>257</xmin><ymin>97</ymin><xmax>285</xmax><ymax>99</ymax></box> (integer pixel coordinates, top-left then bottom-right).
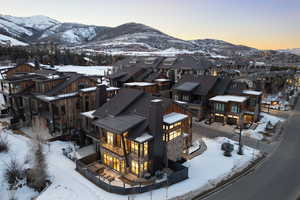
<box><xmin>193</xmin><ymin>124</ymin><xmax>275</xmax><ymax>154</ymax></box>
<box><xmin>197</xmin><ymin>99</ymin><xmax>300</xmax><ymax>200</ymax></box>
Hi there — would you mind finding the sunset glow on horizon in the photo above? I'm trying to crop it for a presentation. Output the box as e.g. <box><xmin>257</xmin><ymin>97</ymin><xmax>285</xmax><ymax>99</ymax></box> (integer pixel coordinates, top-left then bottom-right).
<box><xmin>1</xmin><ymin>0</ymin><xmax>299</xmax><ymax>50</ymax></box>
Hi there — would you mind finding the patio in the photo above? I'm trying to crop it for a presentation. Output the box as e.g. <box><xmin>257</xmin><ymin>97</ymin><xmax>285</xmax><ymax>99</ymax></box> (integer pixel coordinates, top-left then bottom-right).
<box><xmin>85</xmin><ymin>162</ymin><xmax>152</xmax><ymax>188</ymax></box>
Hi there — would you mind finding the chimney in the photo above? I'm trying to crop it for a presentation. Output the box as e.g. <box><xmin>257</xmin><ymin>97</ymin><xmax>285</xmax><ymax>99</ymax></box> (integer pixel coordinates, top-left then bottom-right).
<box><xmin>149</xmin><ymin>99</ymin><xmax>166</xmax><ymax>173</ymax></box>
<box><xmin>96</xmin><ymin>84</ymin><xmax>107</xmax><ymax>108</ymax></box>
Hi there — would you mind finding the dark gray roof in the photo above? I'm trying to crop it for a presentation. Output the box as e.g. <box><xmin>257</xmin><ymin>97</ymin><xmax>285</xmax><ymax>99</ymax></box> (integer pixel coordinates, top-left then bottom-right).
<box><xmin>158</xmin><ymin>55</ymin><xmax>213</xmax><ymax>70</ymax></box>
<box><xmin>93</xmin><ymin>114</ymin><xmax>146</xmax><ymax>134</ymax></box>
<box><xmin>212</xmin><ymin>78</ymin><xmax>232</xmax><ymax>95</ymax></box>
<box><xmin>114</xmin><ymin>56</ymin><xmax>164</xmax><ymax>69</ymax></box>
<box><xmin>46</xmin><ymin>73</ymin><xmax>83</xmax><ymax>96</ymax></box>
<box><xmin>173</xmin><ymin>75</ymin><xmax>218</xmax><ymax>96</ymax></box>
<box><xmin>175</xmin><ymin>82</ymin><xmax>200</xmax><ymax>92</ymax></box>
<box><xmin>93</xmin><ymin>88</ymin><xmax>144</xmax><ymax>118</ymax></box>
<box><xmin>91</xmin><ymin>88</ymin><xmax>176</xmax><ymax>139</ymax></box>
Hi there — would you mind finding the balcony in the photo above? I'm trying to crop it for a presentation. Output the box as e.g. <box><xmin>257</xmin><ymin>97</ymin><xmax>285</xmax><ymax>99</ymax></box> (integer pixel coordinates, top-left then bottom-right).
<box><xmin>101</xmin><ymin>143</ymin><xmax>125</xmax><ymax>156</ymax></box>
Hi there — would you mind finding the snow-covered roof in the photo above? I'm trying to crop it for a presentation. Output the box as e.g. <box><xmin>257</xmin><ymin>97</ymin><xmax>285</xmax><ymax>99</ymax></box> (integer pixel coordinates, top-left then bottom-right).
<box><xmin>106</xmin><ymin>87</ymin><xmax>120</xmax><ymax>91</ymax></box>
<box><xmin>155</xmin><ymin>78</ymin><xmax>171</xmax><ymax>82</ymax></box>
<box><xmin>163</xmin><ymin>112</ymin><xmax>188</xmax><ymax>124</ymax></box>
<box><xmin>81</xmin><ymin>110</ymin><xmax>96</xmax><ymax>119</ymax></box>
<box><xmin>36</xmin><ymin>92</ymin><xmax>78</xmax><ymax>102</ymax></box>
<box><xmin>80</xmin><ymin>87</ymin><xmax>97</xmax><ymax>92</ymax></box>
<box><xmin>175</xmin><ymin>100</ymin><xmax>188</xmax><ymax>104</ymax></box>
<box><xmin>49</xmin><ymin>65</ymin><xmax>112</xmax><ymax>76</ymax></box>
<box><xmin>134</xmin><ymin>132</ymin><xmax>153</xmax><ymax>143</ymax></box>
<box><xmin>124</xmin><ymin>82</ymin><xmax>155</xmax><ymax>87</ymax></box>
<box><xmin>243</xmin><ymin>90</ymin><xmax>262</xmax><ymax>96</ymax></box>
<box><xmin>209</xmin><ymin>95</ymin><xmax>248</xmax><ymax>103</ymax></box>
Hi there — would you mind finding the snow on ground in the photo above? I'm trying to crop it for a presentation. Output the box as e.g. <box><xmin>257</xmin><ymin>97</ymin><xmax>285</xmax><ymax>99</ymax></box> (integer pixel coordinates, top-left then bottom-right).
<box><xmin>243</xmin><ymin>112</ymin><xmax>284</xmax><ymax>140</ymax></box>
<box><xmin>0</xmin><ymin>34</ymin><xmax>28</xmax><ymax>46</ymax></box>
<box><xmin>0</xmin><ymin>120</ymin><xmax>260</xmax><ymax>200</ymax></box>
<box><xmin>0</xmin><ymin>130</ymin><xmax>38</xmax><ymax>200</ymax></box>
<box><xmin>38</xmin><ymin>137</ymin><xmax>259</xmax><ymax>200</ymax></box>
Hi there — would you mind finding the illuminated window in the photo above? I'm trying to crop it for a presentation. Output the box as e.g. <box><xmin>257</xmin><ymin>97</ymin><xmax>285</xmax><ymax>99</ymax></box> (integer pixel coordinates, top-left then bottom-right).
<box><xmin>116</xmin><ymin>135</ymin><xmax>121</xmax><ymax>147</ymax></box>
<box><xmin>107</xmin><ymin>132</ymin><xmax>114</xmax><ymax>145</ymax></box>
<box><xmin>168</xmin><ymin>128</ymin><xmax>182</xmax><ymax>141</ymax></box>
<box><xmin>131</xmin><ymin>160</ymin><xmax>139</xmax><ymax>175</ymax></box>
<box><xmin>144</xmin><ymin>161</ymin><xmax>148</xmax><ymax>171</ymax></box>
<box><xmin>131</xmin><ymin>141</ymin><xmax>139</xmax><ymax>154</ymax></box>
<box><xmin>144</xmin><ymin>142</ymin><xmax>148</xmax><ymax>156</ymax></box>
<box><xmin>103</xmin><ymin>153</ymin><xmax>124</xmax><ymax>172</ymax></box>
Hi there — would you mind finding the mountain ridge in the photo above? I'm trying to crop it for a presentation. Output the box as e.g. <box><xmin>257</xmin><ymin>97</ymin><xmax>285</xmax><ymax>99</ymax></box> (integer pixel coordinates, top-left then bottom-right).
<box><xmin>0</xmin><ymin>14</ymin><xmax>299</xmax><ymax>59</ymax></box>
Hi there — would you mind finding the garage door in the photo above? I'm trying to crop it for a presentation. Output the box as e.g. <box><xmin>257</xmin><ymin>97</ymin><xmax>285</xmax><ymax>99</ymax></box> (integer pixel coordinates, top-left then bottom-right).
<box><xmin>227</xmin><ymin>117</ymin><xmax>237</xmax><ymax>125</ymax></box>
<box><xmin>215</xmin><ymin>115</ymin><xmax>224</xmax><ymax>123</ymax></box>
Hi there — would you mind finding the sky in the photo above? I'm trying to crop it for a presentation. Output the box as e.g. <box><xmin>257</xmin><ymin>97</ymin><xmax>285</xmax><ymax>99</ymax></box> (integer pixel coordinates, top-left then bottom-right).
<box><xmin>1</xmin><ymin>0</ymin><xmax>300</xmax><ymax>50</ymax></box>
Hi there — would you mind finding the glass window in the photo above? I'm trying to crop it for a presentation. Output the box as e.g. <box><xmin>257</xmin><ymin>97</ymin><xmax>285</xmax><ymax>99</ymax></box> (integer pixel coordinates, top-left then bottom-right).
<box><xmin>131</xmin><ymin>160</ymin><xmax>139</xmax><ymax>175</ymax></box>
<box><xmin>215</xmin><ymin>103</ymin><xmax>225</xmax><ymax>112</ymax></box>
<box><xmin>107</xmin><ymin>132</ymin><xmax>114</xmax><ymax>145</ymax></box>
<box><xmin>231</xmin><ymin>104</ymin><xmax>240</xmax><ymax>113</ymax></box>
<box><xmin>131</xmin><ymin>141</ymin><xmax>139</xmax><ymax>154</ymax></box>
<box><xmin>166</xmin><ymin>128</ymin><xmax>182</xmax><ymax>142</ymax></box>
<box><xmin>144</xmin><ymin>162</ymin><xmax>148</xmax><ymax>171</ymax></box>
<box><xmin>144</xmin><ymin>142</ymin><xmax>148</xmax><ymax>156</ymax></box>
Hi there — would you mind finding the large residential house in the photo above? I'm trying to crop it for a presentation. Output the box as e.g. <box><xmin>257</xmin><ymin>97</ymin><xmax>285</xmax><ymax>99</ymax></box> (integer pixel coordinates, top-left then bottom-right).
<box><xmin>80</xmin><ymin>88</ymin><xmax>192</xmax><ymax>180</ymax></box>
<box><xmin>172</xmin><ymin>75</ymin><xmax>251</xmax><ymax>120</ymax></box>
<box><xmin>0</xmin><ymin>63</ymin><xmax>119</xmax><ymax>139</ymax></box>
<box><xmin>209</xmin><ymin>90</ymin><xmax>262</xmax><ymax>126</ymax></box>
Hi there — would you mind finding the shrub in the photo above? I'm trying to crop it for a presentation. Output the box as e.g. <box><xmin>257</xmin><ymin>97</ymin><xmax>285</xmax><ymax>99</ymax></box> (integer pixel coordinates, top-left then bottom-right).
<box><xmin>4</xmin><ymin>157</ymin><xmax>25</xmax><ymax>190</ymax></box>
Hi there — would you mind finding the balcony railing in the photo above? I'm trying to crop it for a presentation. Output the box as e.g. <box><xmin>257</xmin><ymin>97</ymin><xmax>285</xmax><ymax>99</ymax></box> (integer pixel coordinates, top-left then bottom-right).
<box><xmin>101</xmin><ymin>143</ymin><xmax>125</xmax><ymax>156</ymax></box>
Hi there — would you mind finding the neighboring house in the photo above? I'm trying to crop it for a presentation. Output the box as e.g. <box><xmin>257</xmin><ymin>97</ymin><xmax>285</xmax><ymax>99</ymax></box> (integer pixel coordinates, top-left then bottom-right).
<box><xmin>80</xmin><ymin>88</ymin><xmax>192</xmax><ymax>181</ymax></box>
<box><xmin>156</xmin><ymin>55</ymin><xmax>214</xmax><ymax>82</ymax></box>
<box><xmin>209</xmin><ymin>89</ymin><xmax>262</xmax><ymax>126</ymax></box>
<box><xmin>110</xmin><ymin>57</ymin><xmax>172</xmax><ymax>95</ymax></box>
<box><xmin>209</xmin><ymin>95</ymin><xmax>249</xmax><ymax>126</ymax></box>
<box><xmin>0</xmin><ymin>64</ymin><xmax>120</xmax><ymax>139</ymax></box>
<box><xmin>0</xmin><ymin>63</ymin><xmax>40</xmax><ymax>122</ymax></box>
<box><xmin>110</xmin><ymin>56</ymin><xmax>165</xmax><ymax>88</ymax></box>
<box><xmin>172</xmin><ymin>75</ymin><xmax>218</xmax><ymax>119</ymax></box>
<box><xmin>172</xmin><ymin>75</ymin><xmax>250</xmax><ymax>120</ymax></box>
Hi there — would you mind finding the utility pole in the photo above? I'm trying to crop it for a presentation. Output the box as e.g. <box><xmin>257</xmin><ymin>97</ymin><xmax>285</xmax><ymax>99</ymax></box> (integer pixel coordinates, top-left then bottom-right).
<box><xmin>238</xmin><ymin>112</ymin><xmax>244</xmax><ymax>155</ymax></box>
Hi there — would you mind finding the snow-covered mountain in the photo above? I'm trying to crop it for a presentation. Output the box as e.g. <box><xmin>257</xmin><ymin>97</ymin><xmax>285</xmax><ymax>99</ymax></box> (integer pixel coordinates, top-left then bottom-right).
<box><xmin>0</xmin><ymin>34</ymin><xmax>27</xmax><ymax>46</ymax></box>
<box><xmin>278</xmin><ymin>48</ymin><xmax>300</xmax><ymax>56</ymax></box>
<box><xmin>0</xmin><ymin>14</ymin><xmax>298</xmax><ymax>60</ymax></box>
<box><xmin>0</xmin><ymin>14</ymin><xmax>104</xmax><ymax>46</ymax></box>
<box><xmin>78</xmin><ymin>22</ymin><xmax>197</xmax><ymax>51</ymax></box>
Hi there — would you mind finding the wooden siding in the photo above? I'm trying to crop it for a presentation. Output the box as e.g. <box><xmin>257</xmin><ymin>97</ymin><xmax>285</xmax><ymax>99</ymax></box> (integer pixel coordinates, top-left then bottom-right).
<box><xmin>60</xmin><ymin>77</ymin><xmax>97</xmax><ymax>94</ymax></box>
<box><xmin>5</xmin><ymin>64</ymin><xmax>37</xmax><ymax>79</ymax></box>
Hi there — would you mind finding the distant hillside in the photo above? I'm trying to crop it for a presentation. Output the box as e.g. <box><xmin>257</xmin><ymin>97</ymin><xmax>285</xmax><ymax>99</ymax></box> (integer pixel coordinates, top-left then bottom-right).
<box><xmin>0</xmin><ymin>14</ymin><xmax>299</xmax><ymax>63</ymax></box>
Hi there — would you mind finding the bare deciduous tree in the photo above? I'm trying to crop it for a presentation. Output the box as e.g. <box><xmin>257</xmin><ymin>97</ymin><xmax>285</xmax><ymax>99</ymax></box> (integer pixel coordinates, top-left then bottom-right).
<box><xmin>27</xmin><ymin>136</ymin><xmax>49</xmax><ymax>192</ymax></box>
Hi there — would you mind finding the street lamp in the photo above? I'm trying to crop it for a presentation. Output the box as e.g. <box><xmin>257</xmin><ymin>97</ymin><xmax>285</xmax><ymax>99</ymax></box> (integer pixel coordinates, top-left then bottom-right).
<box><xmin>238</xmin><ymin>112</ymin><xmax>244</xmax><ymax>155</ymax></box>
